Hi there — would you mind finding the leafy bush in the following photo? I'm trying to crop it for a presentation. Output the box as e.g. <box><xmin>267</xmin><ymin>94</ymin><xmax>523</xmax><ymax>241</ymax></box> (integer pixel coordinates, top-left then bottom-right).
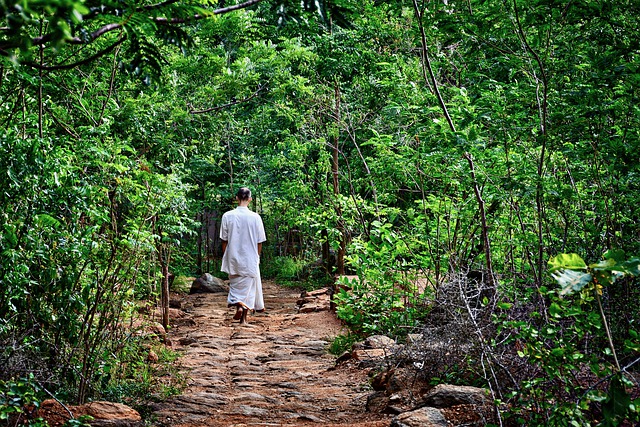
<box><xmin>496</xmin><ymin>251</ymin><xmax>640</xmax><ymax>426</ymax></box>
<box><xmin>100</xmin><ymin>342</ymin><xmax>186</xmax><ymax>412</ymax></box>
<box><xmin>0</xmin><ymin>374</ymin><xmax>46</xmax><ymax>426</ymax></box>
<box><xmin>262</xmin><ymin>256</ymin><xmax>310</xmax><ymax>287</ymax></box>
<box><xmin>0</xmin><ymin>133</ymin><xmax>194</xmax><ymax>404</ymax></box>
<box><xmin>334</xmin><ymin>220</ymin><xmax>433</xmax><ymax>338</ymax></box>
<box><xmin>170</xmin><ymin>275</ymin><xmax>194</xmax><ymax>294</ymax></box>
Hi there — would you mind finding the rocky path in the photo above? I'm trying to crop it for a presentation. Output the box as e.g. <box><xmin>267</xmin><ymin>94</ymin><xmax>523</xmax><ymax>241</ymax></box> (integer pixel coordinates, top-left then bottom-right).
<box><xmin>150</xmin><ymin>280</ymin><xmax>391</xmax><ymax>427</ymax></box>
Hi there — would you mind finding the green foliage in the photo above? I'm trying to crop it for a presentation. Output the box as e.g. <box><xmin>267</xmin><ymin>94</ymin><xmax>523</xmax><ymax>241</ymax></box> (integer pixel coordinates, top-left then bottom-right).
<box><xmin>62</xmin><ymin>416</ymin><xmax>92</xmax><ymax>427</ymax></box>
<box><xmin>334</xmin><ymin>219</ymin><xmax>433</xmax><ymax>337</ymax></box>
<box><xmin>328</xmin><ymin>332</ymin><xmax>362</xmax><ymax>356</ymax></box>
<box><xmin>550</xmin><ymin>251</ymin><xmax>640</xmax><ymax>295</ymax></box>
<box><xmin>497</xmin><ymin>252</ymin><xmax>640</xmax><ymax>425</ymax></box>
<box><xmin>263</xmin><ymin>256</ymin><xmax>305</xmax><ymax>284</ymax></box>
<box><xmin>0</xmin><ymin>0</ymin><xmax>263</xmax><ymax>81</ymax></box>
<box><xmin>100</xmin><ymin>342</ymin><xmax>186</xmax><ymax>410</ymax></box>
<box><xmin>261</xmin><ymin>256</ymin><xmax>331</xmax><ymax>290</ymax></box>
<box><xmin>0</xmin><ymin>374</ymin><xmax>46</xmax><ymax>426</ymax></box>
<box><xmin>170</xmin><ymin>275</ymin><xmax>194</xmax><ymax>294</ymax></box>
<box><xmin>1</xmin><ymin>0</ymin><xmax>640</xmax><ymax>421</ymax></box>
<box><xmin>0</xmin><ymin>127</ymin><xmax>194</xmax><ymax>403</ymax></box>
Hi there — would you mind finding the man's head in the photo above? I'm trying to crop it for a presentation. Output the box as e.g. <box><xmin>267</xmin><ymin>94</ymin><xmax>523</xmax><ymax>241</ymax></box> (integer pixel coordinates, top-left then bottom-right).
<box><xmin>236</xmin><ymin>187</ymin><xmax>252</xmax><ymax>202</ymax></box>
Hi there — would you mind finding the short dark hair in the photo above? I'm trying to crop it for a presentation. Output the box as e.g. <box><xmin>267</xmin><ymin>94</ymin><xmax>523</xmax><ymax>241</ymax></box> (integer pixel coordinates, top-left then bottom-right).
<box><xmin>236</xmin><ymin>187</ymin><xmax>252</xmax><ymax>201</ymax></box>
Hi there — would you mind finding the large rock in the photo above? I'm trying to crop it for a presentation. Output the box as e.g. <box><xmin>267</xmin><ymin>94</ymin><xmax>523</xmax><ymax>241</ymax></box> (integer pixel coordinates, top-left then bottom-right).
<box><xmin>350</xmin><ymin>349</ymin><xmax>386</xmax><ymax>369</ymax></box>
<box><xmin>391</xmin><ymin>407</ymin><xmax>447</xmax><ymax>427</ymax></box>
<box><xmin>37</xmin><ymin>400</ymin><xmax>141</xmax><ymax>427</ymax></box>
<box><xmin>140</xmin><ymin>321</ymin><xmax>166</xmax><ymax>341</ymax></box>
<box><xmin>190</xmin><ymin>273</ymin><xmax>228</xmax><ymax>294</ymax></box>
<box><xmin>78</xmin><ymin>401</ymin><xmax>142</xmax><ymax>427</ymax></box>
<box><xmin>422</xmin><ymin>384</ymin><xmax>490</xmax><ymax>407</ymax></box>
<box><xmin>350</xmin><ymin>334</ymin><xmax>399</xmax><ymax>367</ymax></box>
<box><xmin>362</xmin><ymin>335</ymin><xmax>397</xmax><ymax>350</ymax></box>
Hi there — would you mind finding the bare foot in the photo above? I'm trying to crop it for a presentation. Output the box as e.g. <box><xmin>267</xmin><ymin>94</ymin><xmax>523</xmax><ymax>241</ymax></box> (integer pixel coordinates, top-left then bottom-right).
<box><xmin>238</xmin><ymin>322</ymin><xmax>256</xmax><ymax>328</ymax></box>
<box><xmin>232</xmin><ymin>302</ymin><xmax>249</xmax><ymax>321</ymax></box>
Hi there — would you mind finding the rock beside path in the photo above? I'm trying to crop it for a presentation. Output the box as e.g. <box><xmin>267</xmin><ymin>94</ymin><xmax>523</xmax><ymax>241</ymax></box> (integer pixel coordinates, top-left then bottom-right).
<box><xmin>296</xmin><ymin>286</ymin><xmax>332</xmax><ymax>312</ymax></box>
<box><xmin>390</xmin><ymin>407</ymin><xmax>447</xmax><ymax>427</ymax></box>
<box><xmin>37</xmin><ymin>400</ymin><xmax>141</xmax><ymax>427</ymax></box>
<box><xmin>422</xmin><ymin>384</ymin><xmax>490</xmax><ymax>407</ymax></box>
<box><xmin>190</xmin><ymin>273</ymin><xmax>229</xmax><ymax>294</ymax></box>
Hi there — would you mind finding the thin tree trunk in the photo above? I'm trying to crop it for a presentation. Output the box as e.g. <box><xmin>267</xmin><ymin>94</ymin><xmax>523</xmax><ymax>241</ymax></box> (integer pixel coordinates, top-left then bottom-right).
<box><xmin>38</xmin><ymin>21</ymin><xmax>44</xmax><ymax>138</ymax></box>
<box><xmin>98</xmin><ymin>45</ymin><xmax>121</xmax><ymax>124</ymax></box>
<box><xmin>197</xmin><ymin>211</ymin><xmax>203</xmax><ymax>275</ymax></box>
<box><xmin>412</xmin><ymin>0</ymin><xmax>456</xmax><ymax>134</ymax></box>
<box><xmin>154</xmin><ymin>217</ymin><xmax>171</xmax><ymax>333</ymax></box>
<box><xmin>160</xmin><ymin>248</ymin><xmax>170</xmax><ymax>332</ymax></box>
<box><xmin>512</xmin><ymin>0</ymin><xmax>548</xmax><ymax>289</ymax></box>
<box><xmin>332</xmin><ymin>82</ymin><xmax>345</xmax><ymax>276</ymax></box>
<box><xmin>156</xmin><ymin>236</ymin><xmax>171</xmax><ymax>332</ymax></box>
<box><xmin>464</xmin><ymin>153</ymin><xmax>494</xmax><ymax>286</ymax></box>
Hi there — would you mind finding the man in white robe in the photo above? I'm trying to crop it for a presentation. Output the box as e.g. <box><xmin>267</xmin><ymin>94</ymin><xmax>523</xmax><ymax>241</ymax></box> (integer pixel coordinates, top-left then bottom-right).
<box><xmin>220</xmin><ymin>187</ymin><xmax>266</xmax><ymax>325</ymax></box>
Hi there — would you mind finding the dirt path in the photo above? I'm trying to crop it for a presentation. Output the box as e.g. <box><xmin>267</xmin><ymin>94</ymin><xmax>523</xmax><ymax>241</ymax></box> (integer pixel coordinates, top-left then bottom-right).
<box><xmin>150</xmin><ymin>280</ymin><xmax>391</xmax><ymax>427</ymax></box>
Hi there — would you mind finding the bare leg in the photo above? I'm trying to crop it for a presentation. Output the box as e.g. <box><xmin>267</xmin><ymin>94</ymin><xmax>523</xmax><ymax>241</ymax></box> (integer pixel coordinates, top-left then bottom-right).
<box><xmin>239</xmin><ymin>306</ymin><xmax>256</xmax><ymax>327</ymax></box>
<box><xmin>239</xmin><ymin>307</ymin><xmax>248</xmax><ymax>324</ymax></box>
<box><xmin>232</xmin><ymin>305</ymin><xmax>243</xmax><ymax>320</ymax></box>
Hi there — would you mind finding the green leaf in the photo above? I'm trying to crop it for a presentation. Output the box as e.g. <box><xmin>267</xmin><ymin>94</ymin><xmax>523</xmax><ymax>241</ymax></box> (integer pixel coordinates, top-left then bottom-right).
<box><xmin>589</xmin><ymin>258</ymin><xmax>617</xmax><ymax>270</ymax></box>
<box><xmin>497</xmin><ymin>302</ymin><xmax>512</xmax><ymax>310</ymax></box>
<box><xmin>34</xmin><ymin>214</ymin><xmax>61</xmax><ymax>229</ymax></box>
<box><xmin>552</xmin><ymin>269</ymin><xmax>592</xmax><ymax>296</ymax></box>
<box><xmin>548</xmin><ymin>253</ymin><xmax>587</xmax><ymax>272</ymax></box>
<box><xmin>621</xmin><ymin>258</ymin><xmax>640</xmax><ymax>276</ymax></box>
<box><xmin>601</xmin><ymin>374</ymin><xmax>631</xmax><ymax>426</ymax></box>
<box><xmin>603</xmin><ymin>249</ymin><xmax>626</xmax><ymax>263</ymax></box>
<box><xmin>549</xmin><ymin>302</ymin><xmax>563</xmax><ymax>318</ymax></box>
<box><xmin>3</xmin><ymin>226</ymin><xmax>18</xmax><ymax>248</ymax></box>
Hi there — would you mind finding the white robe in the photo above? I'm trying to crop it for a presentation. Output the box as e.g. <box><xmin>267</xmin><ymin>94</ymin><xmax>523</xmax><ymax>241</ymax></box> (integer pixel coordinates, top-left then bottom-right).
<box><xmin>220</xmin><ymin>206</ymin><xmax>266</xmax><ymax>311</ymax></box>
<box><xmin>227</xmin><ymin>275</ymin><xmax>264</xmax><ymax>312</ymax></box>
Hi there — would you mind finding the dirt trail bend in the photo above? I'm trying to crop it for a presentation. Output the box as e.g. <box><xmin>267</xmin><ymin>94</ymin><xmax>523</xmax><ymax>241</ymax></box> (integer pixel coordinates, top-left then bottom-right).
<box><xmin>151</xmin><ymin>280</ymin><xmax>390</xmax><ymax>427</ymax></box>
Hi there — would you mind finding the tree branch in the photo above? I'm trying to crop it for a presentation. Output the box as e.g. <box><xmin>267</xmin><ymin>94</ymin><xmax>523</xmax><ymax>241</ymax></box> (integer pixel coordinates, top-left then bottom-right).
<box><xmin>6</xmin><ymin>0</ymin><xmax>265</xmax><ymax>50</ymax></box>
<box><xmin>411</xmin><ymin>0</ymin><xmax>456</xmax><ymax>133</ymax></box>
<box><xmin>44</xmin><ymin>106</ymin><xmax>79</xmax><ymax>139</ymax></box>
<box><xmin>189</xmin><ymin>84</ymin><xmax>266</xmax><ymax>114</ymax></box>
<box><xmin>463</xmin><ymin>152</ymin><xmax>494</xmax><ymax>285</ymax></box>
<box><xmin>155</xmin><ymin>0</ymin><xmax>264</xmax><ymax>24</ymax></box>
<box><xmin>23</xmin><ymin>37</ymin><xmax>125</xmax><ymax>70</ymax></box>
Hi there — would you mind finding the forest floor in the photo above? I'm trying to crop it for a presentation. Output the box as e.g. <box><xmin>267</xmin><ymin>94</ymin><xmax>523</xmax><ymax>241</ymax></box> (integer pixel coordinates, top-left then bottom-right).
<box><xmin>149</xmin><ymin>279</ymin><xmax>392</xmax><ymax>427</ymax></box>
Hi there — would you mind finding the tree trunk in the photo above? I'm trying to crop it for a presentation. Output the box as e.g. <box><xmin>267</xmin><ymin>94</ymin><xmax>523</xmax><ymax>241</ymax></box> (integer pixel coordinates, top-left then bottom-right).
<box><xmin>155</xmin><ymin>220</ymin><xmax>171</xmax><ymax>334</ymax></box>
<box><xmin>333</xmin><ymin>82</ymin><xmax>345</xmax><ymax>277</ymax></box>
<box><xmin>160</xmin><ymin>250</ymin><xmax>170</xmax><ymax>333</ymax></box>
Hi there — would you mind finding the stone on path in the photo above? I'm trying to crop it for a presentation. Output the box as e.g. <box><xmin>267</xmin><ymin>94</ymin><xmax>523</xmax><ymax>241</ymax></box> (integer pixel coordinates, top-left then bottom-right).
<box><xmin>296</xmin><ymin>287</ymin><xmax>331</xmax><ymax>312</ymax></box>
